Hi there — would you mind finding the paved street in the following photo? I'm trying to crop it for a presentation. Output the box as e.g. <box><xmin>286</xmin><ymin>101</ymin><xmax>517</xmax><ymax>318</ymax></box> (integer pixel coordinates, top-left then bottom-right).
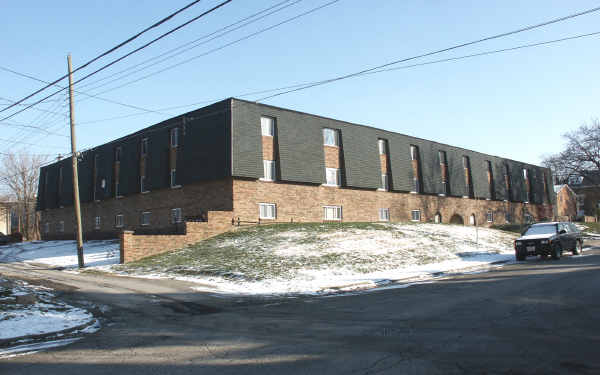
<box><xmin>2</xmin><ymin>245</ymin><xmax>600</xmax><ymax>374</ymax></box>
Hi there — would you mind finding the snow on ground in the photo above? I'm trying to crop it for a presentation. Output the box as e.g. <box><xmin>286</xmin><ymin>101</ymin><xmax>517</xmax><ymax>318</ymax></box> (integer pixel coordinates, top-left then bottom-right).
<box><xmin>0</xmin><ymin>278</ymin><xmax>98</xmax><ymax>341</ymax></box>
<box><xmin>0</xmin><ymin>224</ymin><xmax>518</xmax><ymax>296</ymax></box>
<box><xmin>115</xmin><ymin>223</ymin><xmax>519</xmax><ymax>295</ymax></box>
<box><xmin>0</xmin><ymin>240</ymin><xmax>119</xmax><ymax>268</ymax></box>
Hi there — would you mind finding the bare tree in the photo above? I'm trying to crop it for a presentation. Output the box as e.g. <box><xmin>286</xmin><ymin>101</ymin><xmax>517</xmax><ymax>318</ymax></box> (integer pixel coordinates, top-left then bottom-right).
<box><xmin>0</xmin><ymin>153</ymin><xmax>48</xmax><ymax>240</ymax></box>
<box><xmin>542</xmin><ymin>119</ymin><xmax>600</xmax><ymax>183</ymax></box>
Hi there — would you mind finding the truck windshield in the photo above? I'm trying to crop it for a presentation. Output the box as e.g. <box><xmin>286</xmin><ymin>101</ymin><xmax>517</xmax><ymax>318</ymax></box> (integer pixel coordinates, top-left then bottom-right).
<box><xmin>523</xmin><ymin>225</ymin><xmax>557</xmax><ymax>236</ymax></box>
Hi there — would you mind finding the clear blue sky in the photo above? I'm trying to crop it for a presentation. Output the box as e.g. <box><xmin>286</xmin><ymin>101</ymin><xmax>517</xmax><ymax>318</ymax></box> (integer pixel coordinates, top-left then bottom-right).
<box><xmin>2</xmin><ymin>0</ymin><xmax>600</xmax><ymax>166</ymax></box>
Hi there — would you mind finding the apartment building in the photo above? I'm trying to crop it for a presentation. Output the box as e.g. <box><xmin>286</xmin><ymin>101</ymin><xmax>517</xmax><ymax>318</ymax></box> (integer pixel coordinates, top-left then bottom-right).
<box><xmin>37</xmin><ymin>98</ymin><xmax>555</xmax><ymax>240</ymax></box>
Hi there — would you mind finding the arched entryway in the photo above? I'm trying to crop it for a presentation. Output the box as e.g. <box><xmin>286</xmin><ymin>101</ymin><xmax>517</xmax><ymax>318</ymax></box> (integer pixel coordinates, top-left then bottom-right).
<box><xmin>449</xmin><ymin>214</ymin><xmax>464</xmax><ymax>225</ymax></box>
<box><xmin>434</xmin><ymin>213</ymin><xmax>442</xmax><ymax>223</ymax></box>
<box><xmin>469</xmin><ymin>214</ymin><xmax>476</xmax><ymax>226</ymax></box>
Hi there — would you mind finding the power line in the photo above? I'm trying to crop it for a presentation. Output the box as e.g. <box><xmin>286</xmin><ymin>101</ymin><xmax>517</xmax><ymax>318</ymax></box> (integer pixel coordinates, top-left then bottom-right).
<box><xmin>82</xmin><ymin>0</ymin><xmax>341</xmax><ymax>99</ymax></box>
<box><xmin>77</xmin><ymin>0</ymin><xmax>301</xmax><ymax>92</ymax></box>
<box><xmin>0</xmin><ymin>0</ymin><xmax>207</xmax><ymax>114</ymax></box>
<box><xmin>0</xmin><ymin>0</ymin><xmax>233</xmax><ymax>123</ymax></box>
<box><xmin>256</xmin><ymin>5</ymin><xmax>600</xmax><ymax>101</ymax></box>
<box><xmin>75</xmin><ymin>29</ymin><xmax>600</xmax><ymax>126</ymax></box>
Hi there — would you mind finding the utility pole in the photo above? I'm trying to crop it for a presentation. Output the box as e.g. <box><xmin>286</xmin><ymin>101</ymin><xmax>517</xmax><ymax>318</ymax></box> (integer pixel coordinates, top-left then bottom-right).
<box><xmin>67</xmin><ymin>54</ymin><xmax>84</xmax><ymax>268</ymax></box>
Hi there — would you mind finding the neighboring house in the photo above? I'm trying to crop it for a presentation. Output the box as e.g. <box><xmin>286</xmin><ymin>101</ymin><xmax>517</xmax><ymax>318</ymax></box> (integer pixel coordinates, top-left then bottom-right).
<box><xmin>36</xmin><ymin>98</ymin><xmax>555</xmax><ymax>240</ymax></box>
<box><xmin>554</xmin><ymin>184</ymin><xmax>576</xmax><ymax>220</ymax></box>
<box><xmin>563</xmin><ymin>171</ymin><xmax>600</xmax><ymax>220</ymax></box>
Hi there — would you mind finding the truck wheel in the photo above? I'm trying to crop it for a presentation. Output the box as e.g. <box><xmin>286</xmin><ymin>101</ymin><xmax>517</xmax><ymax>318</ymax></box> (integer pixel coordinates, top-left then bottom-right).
<box><xmin>573</xmin><ymin>240</ymin><xmax>583</xmax><ymax>255</ymax></box>
<box><xmin>551</xmin><ymin>243</ymin><xmax>562</xmax><ymax>260</ymax></box>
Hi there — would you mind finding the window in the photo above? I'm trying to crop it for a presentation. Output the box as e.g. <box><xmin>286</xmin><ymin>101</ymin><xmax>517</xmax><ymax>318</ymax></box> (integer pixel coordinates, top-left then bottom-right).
<box><xmin>141</xmin><ymin>212</ymin><xmax>151</xmax><ymax>226</ymax></box>
<box><xmin>141</xmin><ymin>138</ymin><xmax>148</xmax><ymax>156</ymax></box>
<box><xmin>438</xmin><ymin>151</ymin><xmax>447</xmax><ymax>165</ymax></box>
<box><xmin>262</xmin><ymin>160</ymin><xmax>276</xmax><ymax>181</ymax></box>
<box><xmin>434</xmin><ymin>213</ymin><xmax>441</xmax><ymax>223</ymax></box>
<box><xmin>260</xmin><ymin>116</ymin><xmax>275</xmax><ymax>136</ymax></box>
<box><xmin>115</xmin><ymin>147</ymin><xmax>122</xmax><ymax>162</ymax></box>
<box><xmin>115</xmin><ymin>181</ymin><xmax>120</xmax><ymax>197</ymax></box>
<box><xmin>410</xmin><ymin>145</ymin><xmax>418</xmax><ymax>160</ymax></box>
<box><xmin>378</xmin><ymin>139</ymin><xmax>387</xmax><ymax>155</ymax></box>
<box><xmin>140</xmin><ymin>175</ymin><xmax>148</xmax><ymax>193</ymax></box>
<box><xmin>171</xmin><ymin>208</ymin><xmax>183</xmax><ymax>224</ymax></box>
<box><xmin>323</xmin><ymin>206</ymin><xmax>342</xmax><ymax>220</ymax></box>
<box><xmin>523</xmin><ymin>168</ymin><xmax>528</xmax><ymax>180</ymax></box>
<box><xmin>325</xmin><ymin>168</ymin><xmax>341</xmax><ymax>186</ymax></box>
<box><xmin>469</xmin><ymin>214</ymin><xmax>476</xmax><ymax>225</ymax></box>
<box><xmin>487</xmin><ymin>210</ymin><xmax>494</xmax><ymax>223</ymax></box>
<box><xmin>115</xmin><ymin>214</ymin><xmax>124</xmax><ymax>228</ymax></box>
<box><xmin>58</xmin><ymin>221</ymin><xmax>64</xmax><ymax>233</ymax></box>
<box><xmin>463</xmin><ymin>155</ymin><xmax>470</xmax><ymax>169</ymax></box>
<box><xmin>323</xmin><ymin>128</ymin><xmax>339</xmax><ymax>146</ymax></box>
<box><xmin>95</xmin><ymin>216</ymin><xmax>101</xmax><ymax>230</ymax></box>
<box><xmin>380</xmin><ymin>174</ymin><xmax>389</xmax><ymax>191</ymax></box>
<box><xmin>170</xmin><ymin>128</ymin><xmax>179</xmax><ymax>147</ymax></box>
<box><xmin>170</xmin><ymin>169</ymin><xmax>178</xmax><ymax>188</ymax></box>
<box><xmin>379</xmin><ymin>208</ymin><xmax>390</xmax><ymax>222</ymax></box>
<box><xmin>44</xmin><ymin>222</ymin><xmax>50</xmax><ymax>234</ymax></box>
<box><xmin>411</xmin><ymin>210</ymin><xmax>421</xmax><ymax>222</ymax></box>
<box><xmin>412</xmin><ymin>177</ymin><xmax>420</xmax><ymax>193</ymax></box>
<box><xmin>259</xmin><ymin>203</ymin><xmax>277</xmax><ymax>219</ymax></box>
<box><xmin>486</xmin><ymin>160</ymin><xmax>492</xmax><ymax>172</ymax></box>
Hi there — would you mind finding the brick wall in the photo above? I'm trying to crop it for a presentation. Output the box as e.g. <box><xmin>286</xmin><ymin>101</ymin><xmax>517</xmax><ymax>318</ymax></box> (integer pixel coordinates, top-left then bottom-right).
<box><xmin>120</xmin><ymin>211</ymin><xmax>233</xmax><ymax>263</ymax></box>
<box><xmin>232</xmin><ymin>179</ymin><xmax>553</xmax><ymax>226</ymax></box>
<box><xmin>40</xmin><ymin>178</ymin><xmax>233</xmax><ymax>240</ymax></box>
<box><xmin>556</xmin><ymin>186</ymin><xmax>576</xmax><ymax>220</ymax></box>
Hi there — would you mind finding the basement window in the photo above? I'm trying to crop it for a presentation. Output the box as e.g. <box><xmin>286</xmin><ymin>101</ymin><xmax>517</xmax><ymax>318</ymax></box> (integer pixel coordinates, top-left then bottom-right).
<box><xmin>323</xmin><ymin>206</ymin><xmax>342</xmax><ymax>221</ymax></box>
<box><xmin>487</xmin><ymin>210</ymin><xmax>494</xmax><ymax>223</ymax></box>
<box><xmin>379</xmin><ymin>208</ymin><xmax>390</xmax><ymax>222</ymax></box>
<box><xmin>141</xmin><ymin>212</ymin><xmax>151</xmax><ymax>226</ymax></box>
<box><xmin>411</xmin><ymin>210</ymin><xmax>421</xmax><ymax>222</ymax></box>
<box><xmin>171</xmin><ymin>208</ymin><xmax>183</xmax><ymax>224</ymax></box>
<box><xmin>259</xmin><ymin>203</ymin><xmax>276</xmax><ymax>220</ymax></box>
<box><xmin>115</xmin><ymin>214</ymin><xmax>124</xmax><ymax>228</ymax></box>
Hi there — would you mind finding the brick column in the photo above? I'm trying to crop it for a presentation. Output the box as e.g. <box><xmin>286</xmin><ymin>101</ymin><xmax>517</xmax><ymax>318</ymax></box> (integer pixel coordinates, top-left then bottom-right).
<box><xmin>119</xmin><ymin>230</ymin><xmax>134</xmax><ymax>264</ymax></box>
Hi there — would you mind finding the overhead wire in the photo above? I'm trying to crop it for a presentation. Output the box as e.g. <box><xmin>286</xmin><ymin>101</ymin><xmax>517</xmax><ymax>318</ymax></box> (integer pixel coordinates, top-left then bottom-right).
<box><xmin>0</xmin><ymin>0</ymin><xmax>233</xmax><ymax>123</ymax></box>
<box><xmin>0</xmin><ymin>0</ymin><xmax>208</xmax><ymax>114</ymax></box>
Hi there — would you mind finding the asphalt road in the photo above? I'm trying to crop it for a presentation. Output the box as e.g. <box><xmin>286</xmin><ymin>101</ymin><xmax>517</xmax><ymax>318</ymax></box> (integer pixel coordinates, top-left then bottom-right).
<box><xmin>1</xmin><ymin>245</ymin><xmax>600</xmax><ymax>374</ymax></box>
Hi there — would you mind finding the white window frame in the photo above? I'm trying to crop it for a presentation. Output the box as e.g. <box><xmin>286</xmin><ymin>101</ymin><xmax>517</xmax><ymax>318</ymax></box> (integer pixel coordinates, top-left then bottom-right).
<box><xmin>378</xmin><ymin>139</ymin><xmax>387</xmax><ymax>155</ymax></box>
<box><xmin>58</xmin><ymin>221</ymin><xmax>64</xmax><ymax>233</ymax></box>
<box><xmin>410</xmin><ymin>145</ymin><xmax>418</xmax><ymax>160</ymax></box>
<box><xmin>95</xmin><ymin>216</ymin><xmax>101</xmax><ymax>230</ymax></box>
<box><xmin>259</xmin><ymin>203</ymin><xmax>277</xmax><ymax>220</ymax></box>
<box><xmin>141</xmin><ymin>211</ymin><xmax>151</xmax><ymax>226</ymax></box>
<box><xmin>379</xmin><ymin>208</ymin><xmax>390</xmax><ymax>222</ymax></box>
<box><xmin>260</xmin><ymin>116</ymin><xmax>275</xmax><ymax>136</ymax></box>
<box><xmin>323</xmin><ymin>128</ymin><xmax>339</xmax><ymax>146</ymax></box>
<box><xmin>170</xmin><ymin>127</ymin><xmax>179</xmax><ymax>147</ymax></box>
<box><xmin>170</xmin><ymin>168</ymin><xmax>180</xmax><ymax>188</ymax></box>
<box><xmin>171</xmin><ymin>208</ymin><xmax>183</xmax><ymax>224</ymax></box>
<box><xmin>141</xmin><ymin>138</ymin><xmax>148</xmax><ymax>157</ymax></box>
<box><xmin>323</xmin><ymin>205</ymin><xmax>342</xmax><ymax>221</ymax></box>
<box><xmin>486</xmin><ymin>210</ymin><xmax>494</xmax><ymax>223</ymax></box>
<box><xmin>140</xmin><ymin>175</ymin><xmax>148</xmax><ymax>193</ymax></box>
<box><xmin>411</xmin><ymin>210</ymin><xmax>421</xmax><ymax>222</ymax></box>
<box><xmin>261</xmin><ymin>160</ymin><xmax>276</xmax><ymax>181</ymax></box>
<box><xmin>325</xmin><ymin>168</ymin><xmax>341</xmax><ymax>187</ymax></box>
<box><xmin>379</xmin><ymin>174</ymin><xmax>389</xmax><ymax>191</ymax></box>
<box><xmin>115</xmin><ymin>214</ymin><xmax>124</xmax><ymax>228</ymax></box>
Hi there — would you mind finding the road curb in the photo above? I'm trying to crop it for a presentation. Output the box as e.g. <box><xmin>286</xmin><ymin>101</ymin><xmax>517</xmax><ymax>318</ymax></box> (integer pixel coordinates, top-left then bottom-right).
<box><xmin>0</xmin><ymin>318</ymin><xmax>97</xmax><ymax>348</ymax></box>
